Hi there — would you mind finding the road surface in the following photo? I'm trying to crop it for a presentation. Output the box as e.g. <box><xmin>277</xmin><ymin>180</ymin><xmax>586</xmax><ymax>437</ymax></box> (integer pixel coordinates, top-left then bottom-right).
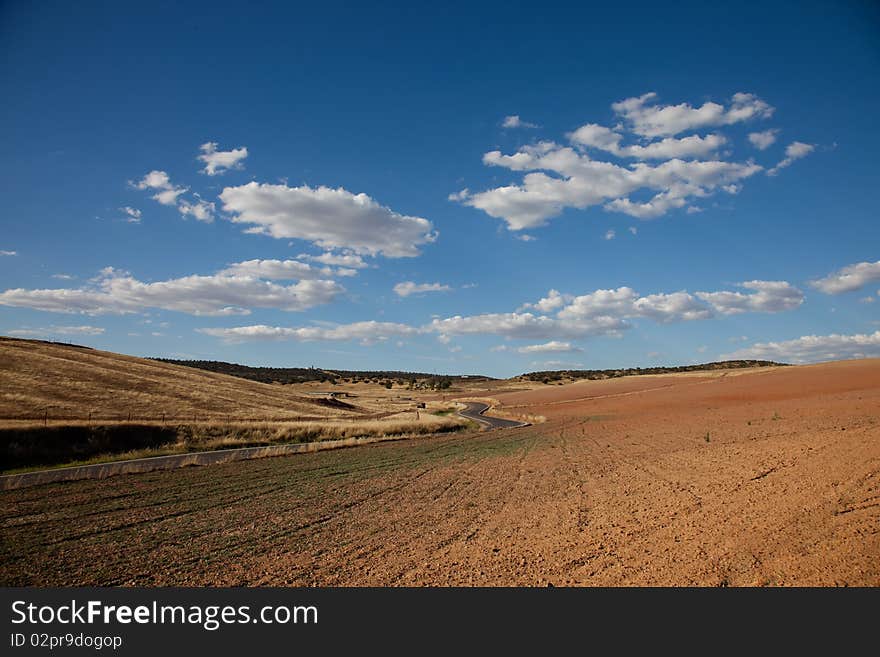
<box><xmin>457</xmin><ymin>401</ymin><xmax>528</xmax><ymax>430</ymax></box>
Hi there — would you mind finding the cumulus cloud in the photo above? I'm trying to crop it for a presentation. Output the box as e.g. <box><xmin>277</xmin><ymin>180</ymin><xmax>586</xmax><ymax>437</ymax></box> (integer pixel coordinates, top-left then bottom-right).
<box><xmin>198</xmin><ymin>142</ymin><xmax>248</xmax><ymax>176</ymax></box>
<box><xmin>7</xmin><ymin>325</ymin><xmax>105</xmax><ymax>337</ymax></box>
<box><xmin>748</xmin><ymin>129</ymin><xmax>779</xmax><ymax>150</ymax></box>
<box><xmin>178</xmin><ymin>198</ymin><xmax>215</xmax><ymax>222</ymax></box>
<box><xmin>519</xmin><ymin>289</ymin><xmax>572</xmax><ymax>313</ymax></box>
<box><xmin>767</xmin><ymin>141</ymin><xmax>815</xmax><ymax>175</ymax></box>
<box><xmin>219</xmin><ymin>182</ymin><xmax>437</xmax><ymax>257</ymax></box>
<box><xmin>696</xmin><ymin>280</ymin><xmax>804</xmax><ymax>315</ymax></box>
<box><xmin>436</xmin><ymin>279</ymin><xmax>801</xmax><ymax>344</ymax></box>
<box><xmin>557</xmin><ymin>287</ymin><xmax>713</xmax><ymax>323</ymax></box>
<box><xmin>460</xmin><ymin>141</ymin><xmax>762</xmax><ymax>229</ymax></box>
<box><xmin>809</xmin><ymin>260</ymin><xmax>880</xmax><ymax>294</ymax></box>
<box><xmin>569</xmin><ymin>124</ymin><xmax>727</xmax><ymax>159</ymax></box>
<box><xmin>298</xmin><ymin>252</ymin><xmax>369</xmax><ymax>269</ymax></box>
<box><xmin>452</xmin><ymin>92</ymin><xmax>791</xmax><ymax>231</ymax></box>
<box><xmin>502</xmin><ymin>115</ymin><xmax>539</xmax><ymax>129</ymax></box>
<box><xmin>723</xmin><ymin>331</ymin><xmax>880</xmax><ymax>364</ymax></box>
<box><xmin>612</xmin><ymin>92</ymin><xmax>774</xmax><ymax>138</ymax></box>
<box><xmin>133</xmin><ymin>170</ymin><xmax>187</xmax><ymax>206</ymax></box>
<box><xmin>0</xmin><ymin>250</ymin><xmax>16</xmax><ymax>256</ymax></box>
<box><xmin>516</xmin><ymin>341</ymin><xmax>582</xmax><ymax>354</ymax></box>
<box><xmin>604</xmin><ymin>229</ymin><xmax>616</xmax><ymax>240</ymax></box>
<box><xmin>393</xmin><ymin>281</ymin><xmax>452</xmax><ymax>297</ymax></box>
<box><xmin>197</xmin><ymin>321</ymin><xmax>418</xmax><ymax>345</ymax></box>
<box><xmin>220</xmin><ymin>259</ymin><xmax>353</xmax><ymax>280</ymax></box>
<box><xmin>428</xmin><ymin>312</ymin><xmax>627</xmax><ymax>341</ymax></box>
<box><xmin>120</xmin><ymin>206</ymin><xmax>142</xmax><ymax>223</ymax></box>
<box><xmin>0</xmin><ymin>267</ymin><xmax>343</xmax><ymax>316</ymax></box>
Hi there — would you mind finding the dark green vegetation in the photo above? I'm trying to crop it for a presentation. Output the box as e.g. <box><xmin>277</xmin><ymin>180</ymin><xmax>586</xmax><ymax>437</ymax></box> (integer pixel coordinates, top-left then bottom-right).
<box><xmin>519</xmin><ymin>360</ymin><xmax>786</xmax><ymax>383</ymax></box>
<box><xmin>1</xmin><ymin>424</ymin><xmax>178</xmax><ymax>471</ymax></box>
<box><xmin>153</xmin><ymin>359</ymin><xmax>490</xmax><ymax>388</ymax></box>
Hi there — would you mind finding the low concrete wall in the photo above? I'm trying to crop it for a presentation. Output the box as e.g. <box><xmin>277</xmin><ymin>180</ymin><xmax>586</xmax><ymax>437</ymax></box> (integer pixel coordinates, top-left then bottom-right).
<box><xmin>0</xmin><ymin>434</ymin><xmax>412</xmax><ymax>491</ymax></box>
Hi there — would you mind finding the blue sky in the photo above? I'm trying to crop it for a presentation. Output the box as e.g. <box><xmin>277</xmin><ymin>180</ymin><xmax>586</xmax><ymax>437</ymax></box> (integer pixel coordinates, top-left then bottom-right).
<box><xmin>1</xmin><ymin>0</ymin><xmax>879</xmax><ymax>377</ymax></box>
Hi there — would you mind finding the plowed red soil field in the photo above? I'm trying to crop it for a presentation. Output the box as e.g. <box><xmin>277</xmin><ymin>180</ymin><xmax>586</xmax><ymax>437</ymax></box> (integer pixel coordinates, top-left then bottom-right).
<box><xmin>2</xmin><ymin>360</ymin><xmax>878</xmax><ymax>586</ymax></box>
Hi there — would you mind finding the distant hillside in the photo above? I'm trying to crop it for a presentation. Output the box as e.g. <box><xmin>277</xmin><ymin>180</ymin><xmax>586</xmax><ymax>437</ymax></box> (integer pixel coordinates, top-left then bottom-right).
<box><xmin>519</xmin><ymin>360</ymin><xmax>787</xmax><ymax>383</ymax></box>
<box><xmin>0</xmin><ymin>337</ymin><xmax>362</xmax><ymax>422</ymax></box>
<box><xmin>153</xmin><ymin>359</ymin><xmax>496</xmax><ymax>388</ymax></box>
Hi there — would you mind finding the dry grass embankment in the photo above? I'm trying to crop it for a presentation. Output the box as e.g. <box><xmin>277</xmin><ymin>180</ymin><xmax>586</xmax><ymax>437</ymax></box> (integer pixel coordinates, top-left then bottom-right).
<box><xmin>0</xmin><ymin>337</ymin><xmax>370</xmax><ymax>423</ymax></box>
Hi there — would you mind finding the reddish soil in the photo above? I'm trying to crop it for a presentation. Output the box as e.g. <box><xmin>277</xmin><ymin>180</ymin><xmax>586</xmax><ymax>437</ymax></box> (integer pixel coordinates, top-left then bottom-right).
<box><xmin>1</xmin><ymin>360</ymin><xmax>878</xmax><ymax>586</ymax></box>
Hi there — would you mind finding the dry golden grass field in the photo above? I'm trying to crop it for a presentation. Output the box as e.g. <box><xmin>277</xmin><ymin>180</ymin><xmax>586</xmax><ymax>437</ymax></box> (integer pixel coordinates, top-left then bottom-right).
<box><xmin>0</xmin><ymin>338</ymin><xmax>471</xmax><ymax>471</ymax></box>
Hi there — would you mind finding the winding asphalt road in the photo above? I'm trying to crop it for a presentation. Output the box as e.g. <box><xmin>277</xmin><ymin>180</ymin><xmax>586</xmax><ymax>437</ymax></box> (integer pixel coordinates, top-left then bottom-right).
<box><xmin>457</xmin><ymin>402</ymin><xmax>529</xmax><ymax>430</ymax></box>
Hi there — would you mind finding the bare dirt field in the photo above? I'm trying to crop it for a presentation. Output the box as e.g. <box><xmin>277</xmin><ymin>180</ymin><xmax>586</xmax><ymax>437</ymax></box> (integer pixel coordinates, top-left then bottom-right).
<box><xmin>1</xmin><ymin>359</ymin><xmax>878</xmax><ymax>586</ymax></box>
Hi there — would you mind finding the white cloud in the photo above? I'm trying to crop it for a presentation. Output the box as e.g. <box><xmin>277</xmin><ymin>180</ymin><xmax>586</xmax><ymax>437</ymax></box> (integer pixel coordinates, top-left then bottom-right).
<box><xmin>810</xmin><ymin>260</ymin><xmax>880</xmax><ymax>294</ymax></box>
<box><xmin>463</xmin><ymin>141</ymin><xmax>762</xmax><ymax>229</ymax></box>
<box><xmin>612</xmin><ymin>92</ymin><xmax>774</xmax><ymax>138</ymax></box>
<box><xmin>514</xmin><ymin>233</ymin><xmax>536</xmax><ymax>242</ymax></box>
<box><xmin>767</xmin><ymin>141</ymin><xmax>815</xmax><ymax>175</ymax></box>
<box><xmin>517</xmin><ymin>341</ymin><xmax>582</xmax><ymax>354</ymax></box>
<box><xmin>134</xmin><ymin>170</ymin><xmax>187</xmax><ymax>206</ymax></box>
<box><xmin>696</xmin><ymin>280</ymin><xmax>804</xmax><ymax>314</ymax></box>
<box><xmin>219</xmin><ymin>182</ymin><xmax>437</xmax><ymax>257</ymax></box>
<box><xmin>198</xmin><ymin>142</ymin><xmax>248</xmax><ymax>176</ymax></box>
<box><xmin>448</xmin><ymin>345</ymin><xmax>462</xmax><ymax>353</ymax></box>
<box><xmin>723</xmin><ymin>330</ymin><xmax>880</xmax><ymax>364</ymax></box>
<box><xmin>748</xmin><ymin>129</ymin><xmax>779</xmax><ymax>150</ymax></box>
<box><xmin>558</xmin><ymin>287</ymin><xmax>713</xmax><ymax>323</ymax></box>
<box><xmin>452</xmin><ymin>93</ymin><xmax>788</xmax><ymax>231</ymax></box>
<box><xmin>502</xmin><ymin>115</ymin><xmax>539</xmax><ymax>129</ymax></box>
<box><xmin>120</xmin><ymin>206</ymin><xmax>142</xmax><ymax>223</ymax></box>
<box><xmin>178</xmin><ymin>198</ymin><xmax>215</xmax><ymax>222</ymax></box>
<box><xmin>859</xmin><ymin>296</ymin><xmax>875</xmax><ymax>304</ymax></box>
<box><xmin>686</xmin><ymin>206</ymin><xmax>704</xmax><ymax>214</ymax></box>
<box><xmin>197</xmin><ymin>321</ymin><xmax>418</xmax><ymax>344</ymax></box>
<box><xmin>519</xmin><ymin>289</ymin><xmax>572</xmax><ymax>313</ymax></box>
<box><xmin>428</xmin><ymin>312</ymin><xmax>627</xmax><ymax>341</ymax></box>
<box><xmin>220</xmin><ymin>259</ymin><xmax>351</xmax><ymax>280</ymax></box>
<box><xmin>393</xmin><ymin>281</ymin><xmax>452</xmax><ymax>297</ymax></box>
<box><xmin>628</xmin><ymin>226</ymin><xmax>637</xmax><ymax>235</ymax></box>
<box><xmin>569</xmin><ymin>123</ymin><xmax>727</xmax><ymax>159</ymax></box>
<box><xmin>604</xmin><ymin>229</ymin><xmax>616</xmax><ymax>240</ymax></box>
<box><xmin>0</xmin><ymin>267</ymin><xmax>343</xmax><ymax>316</ymax></box>
<box><xmin>298</xmin><ymin>252</ymin><xmax>369</xmax><ymax>269</ymax></box>
<box><xmin>0</xmin><ymin>250</ymin><xmax>16</xmax><ymax>256</ymax></box>
<box><xmin>51</xmin><ymin>274</ymin><xmax>74</xmax><ymax>280</ymax></box>
<box><xmin>8</xmin><ymin>325</ymin><xmax>105</xmax><ymax>337</ymax></box>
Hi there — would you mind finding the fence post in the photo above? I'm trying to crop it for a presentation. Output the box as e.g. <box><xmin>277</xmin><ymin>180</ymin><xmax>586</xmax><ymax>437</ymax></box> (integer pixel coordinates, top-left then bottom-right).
<box><xmin>44</xmin><ymin>408</ymin><xmax>48</xmax><ymax>426</ymax></box>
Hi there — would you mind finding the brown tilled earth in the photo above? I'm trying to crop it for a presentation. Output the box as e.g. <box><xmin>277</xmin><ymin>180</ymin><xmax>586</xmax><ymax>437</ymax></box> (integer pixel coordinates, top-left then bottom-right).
<box><xmin>1</xmin><ymin>359</ymin><xmax>878</xmax><ymax>586</ymax></box>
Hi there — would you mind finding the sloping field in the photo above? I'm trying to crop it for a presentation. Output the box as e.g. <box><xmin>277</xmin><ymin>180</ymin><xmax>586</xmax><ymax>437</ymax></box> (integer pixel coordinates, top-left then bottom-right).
<box><xmin>1</xmin><ymin>359</ymin><xmax>878</xmax><ymax>586</ymax></box>
<box><xmin>0</xmin><ymin>337</ymin><xmax>360</xmax><ymax>422</ymax></box>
